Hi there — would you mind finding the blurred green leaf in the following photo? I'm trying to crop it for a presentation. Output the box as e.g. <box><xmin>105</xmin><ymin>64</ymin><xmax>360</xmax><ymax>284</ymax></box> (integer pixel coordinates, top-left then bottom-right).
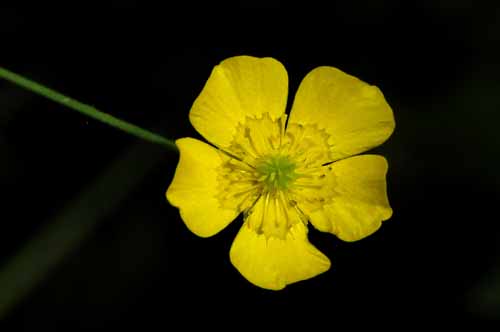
<box><xmin>0</xmin><ymin>141</ymin><xmax>168</xmax><ymax>319</ymax></box>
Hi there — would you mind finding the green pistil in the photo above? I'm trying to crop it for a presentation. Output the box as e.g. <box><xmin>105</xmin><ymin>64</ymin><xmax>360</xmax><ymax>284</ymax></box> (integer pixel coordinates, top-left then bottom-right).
<box><xmin>256</xmin><ymin>155</ymin><xmax>297</xmax><ymax>191</ymax></box>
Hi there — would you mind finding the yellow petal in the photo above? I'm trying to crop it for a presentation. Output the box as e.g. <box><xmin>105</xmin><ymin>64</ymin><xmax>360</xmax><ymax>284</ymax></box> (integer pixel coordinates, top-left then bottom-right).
<box><xmin>305</xmin><ymin>155</ymin><xmax>393</xmax><ymax>242</ymax></box>
<box><xmin>230</xmin><ymin>220</ymin><xmax>331</xmax><ymax>290</ymax></box>
<box><xmin>190</xmin><ymin>56</ymin><xmax>288</xmax><ymax>150</ymax></box>
<box><xmin>288</xmin><ymin>66</ymin><xmax>395</xmax><ymax>161</ymax></box>
<box><xmin>166</xmin><ymin>138</ymin><xmax>239</xmax><ymax>238</ymax></box>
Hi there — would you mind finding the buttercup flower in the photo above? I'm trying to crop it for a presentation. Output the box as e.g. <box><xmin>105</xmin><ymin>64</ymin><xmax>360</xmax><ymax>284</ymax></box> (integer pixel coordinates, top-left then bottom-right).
<box><xmin>166</xmin><ymin>56</ymin><xmax>395</xmax><ymax>290</ymax></box>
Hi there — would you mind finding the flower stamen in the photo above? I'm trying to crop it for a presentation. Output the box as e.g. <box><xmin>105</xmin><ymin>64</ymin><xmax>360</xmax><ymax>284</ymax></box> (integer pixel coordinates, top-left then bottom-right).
<box><xmin>216</xmin><ymin>112</ymin><xmax>335</xmax><ymax>239</ymax></box>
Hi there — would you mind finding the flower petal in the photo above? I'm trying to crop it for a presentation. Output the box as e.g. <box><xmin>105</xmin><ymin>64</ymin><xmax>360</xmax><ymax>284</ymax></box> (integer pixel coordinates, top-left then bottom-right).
<box><xmin>288</xmin><ymin>66</ymin><xmax>395</xmax><ymax>161</ymax></box>
<box><xmin>166</xmin><ymin>138</ymin><xmax>239</xmax><ymax>237</ymax></box>
<box><xmin>305</xmin><ymin>155</ymin><xmax>393</xmax><ymax>242</ymax></box>
<box><xmin>230</xmin><ymin>219</ymin><xmax>331</xmax><ymax>290</ymax></box>
<box><xmin>190</xmin><ymin>56</ymin><xmax>288</xmax><ymax>149</ymax></box>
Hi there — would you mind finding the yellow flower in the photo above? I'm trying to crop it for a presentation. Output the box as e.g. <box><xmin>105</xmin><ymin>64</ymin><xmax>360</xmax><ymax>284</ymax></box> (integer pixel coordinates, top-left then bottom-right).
<box><xmin>166</xmin><ymin>56</ymin><xmax>395</xmax><ymax>290</ymax></box>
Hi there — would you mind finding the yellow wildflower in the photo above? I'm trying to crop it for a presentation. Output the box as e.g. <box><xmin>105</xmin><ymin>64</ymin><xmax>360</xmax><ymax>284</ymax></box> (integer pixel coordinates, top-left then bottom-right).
<box><xmin>166</xmin><ymin>56</ymin><xmax>395</xmax><ymax>290</ymax></box>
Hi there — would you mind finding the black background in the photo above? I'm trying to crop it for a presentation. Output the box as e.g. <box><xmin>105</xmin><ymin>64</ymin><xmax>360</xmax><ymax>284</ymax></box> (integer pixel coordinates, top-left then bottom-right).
<box><xmin>1</xmin><ymin>1</ymin><xmax>500</xmax><ymax>328</ymax></box>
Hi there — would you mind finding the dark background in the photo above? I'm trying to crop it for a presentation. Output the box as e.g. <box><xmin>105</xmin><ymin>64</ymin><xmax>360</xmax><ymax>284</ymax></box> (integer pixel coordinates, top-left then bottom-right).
<box><xmin>1</xmin><ymin>1</ymin><xmax>500</xmax><ymax>328</ymax></box>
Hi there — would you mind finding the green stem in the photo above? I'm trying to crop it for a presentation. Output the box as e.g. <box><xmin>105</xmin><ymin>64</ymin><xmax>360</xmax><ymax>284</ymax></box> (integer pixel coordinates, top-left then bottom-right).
<box><xmin>0</xmin><ymin>66</ymin><xmax>177</xmax><ymax>151</ymax></box>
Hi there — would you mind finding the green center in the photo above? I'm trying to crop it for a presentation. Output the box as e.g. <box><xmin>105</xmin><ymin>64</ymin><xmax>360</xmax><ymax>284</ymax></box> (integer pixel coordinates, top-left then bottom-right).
<box><xmin>256</xmin><ymin>154</ymin><xmax>297</xmax><ymax>191</ymax></box>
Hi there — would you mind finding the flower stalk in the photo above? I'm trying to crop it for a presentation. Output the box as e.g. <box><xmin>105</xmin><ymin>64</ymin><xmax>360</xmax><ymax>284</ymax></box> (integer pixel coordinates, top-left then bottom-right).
<box><xmin>0</xmin><ymin>66</ymin><xmax>177</xmax><ymax>151</ymax></box>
